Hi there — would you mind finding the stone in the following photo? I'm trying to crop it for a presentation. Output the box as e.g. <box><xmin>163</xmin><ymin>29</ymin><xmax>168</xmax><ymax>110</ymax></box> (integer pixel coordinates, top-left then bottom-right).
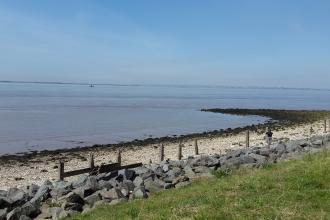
<box><xmin>21</xmin><ymin>201</ymin><xmax>40</xmax><ymax>218</ymax></box>
<box><xmin>19</xmin><ymin>215</ymin><xmax>31</xmax><ymax>220</ymax></box>
<box><xmin>49</xmin><ymin>207</ymin><xmax>63</xmax><ymax>220</ymax></box>
<box><xmin>72</xmin><ymin>175</ymin><xmax>88</xmax><ymax>189</ymax></box>
<box><xmin>61</xmin><ymin>201</ymin><xmax>83</xmax><ymax>212</ymax></box>
<box><xmin>50</xmin><ymin>181</ymin><xmax>73</xmax><ymax>199</ymax></box>
<box><xmin>132</xmin><ymin>187</ymin><xmax>148</xmax><ymax>199</ymax></box>
<box><xmin>22</xmin><ymin>184</ymin><xmax>39</xmax><ymax>198</ymax></box>
<box><xmin>63</xmin><ymin>192</ymin><xmax>84</xmax><ymax>205</ymax></box>
<box><xmin>0</xmin><ymin>191</ymin><xmax>7</xmax><ymax>198</ymax></box>
<box><xmin>100</xmin><ymin>188</ymin><xmax>124</xmax><ymax>202</ymax></box>
<box><xmin>162</xmin><ymin>164</ymin><xmax>170</xmax><ymax>173</ymax></box>
<box><xmin>164</xmin><ymin>183</ymin><xmax>174</xmax><ymax>189</ymax></box>
<box><xmin>0</xmin><ymin>208</ymin><xmax>7</xmax><ymax>220</ymax></box>
<box><xmin>183</xmin><ymin>165</ymin><xmax>196</xmax><ymax>179</ymax></box>
<box><xmin>286</xmin><ymin>141</ymin><xmax>302</xmax><ymax>153</ymax></box>
<box><xmin>84</xmin><ymin>191</ymin><xmax>102</xmax><ymax>207</ymax></box>
<box><xmin>144</xmin><ymin>178</ymin><xmax>163</xmax><ymax>193</ymax></box>
<box><xmin>121</xmin><ymin>180</ymin><xmax>135</xmax><ymax>192</ymax></box>
<box><xmin>249</xmin><ymin>153</ymin><xmax>266</xmax><ymax>164</ymax></box>
<box><xmin>272</xmin><ymin>142</ymin><xmax>286</xmax><ymax>155</ymax></box>
<box><xmin>118</xmin><ymin>169</ymin><xmax>136</xmax><ymax>181</ymax></box>
<box><xmin>133</xmin><ymin>176</ymin><xmax>143</xmax><ymax>187</ymax></box>
<box><xmin>172</xmin><ymin>176</ymin><xmax>189</xmax><ymax>185</ymax></box>
<box><xmin>175</xmin><ymin>181</ymin><xmax>191</xmax><ymax>188</ymax></box>
<box><xmin>7</xmin><ymin>188</ymin><xmax>29</xmax><ymax>206</ymax></box>
<box><xmin>239</xmin><ymin>154</ymin><xmax>256</xmax><ymax>164</ymax></box>
<box><xmin>30</xmin><ymin>183</ymin><xmax>51</xmax><ymax>206</ymax></box>
<box><xmin>0</xmin><ymin>197</ymin><xmax>10</xmax><ymax>209</ymax></box>
<box><xmin>6</xmin><ymin>207</ymin><xmax>22</xmax><ymax>220</ymax></box>
<box><xmin>98</xmin><ymin>180</ymin><xmax>113</xmax><ymax>190</ymax></box>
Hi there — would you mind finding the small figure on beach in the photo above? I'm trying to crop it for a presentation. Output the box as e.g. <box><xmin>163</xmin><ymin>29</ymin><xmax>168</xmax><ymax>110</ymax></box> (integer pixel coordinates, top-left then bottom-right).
<box><xmin>310</xmin><ymin>126</ymin><xmax>314</xmax><ymax>137</ymax></box>
<box><xmin>266</xmin><ymin>128</ymin><xmax>273</xmax><ymax>148</ymax></box>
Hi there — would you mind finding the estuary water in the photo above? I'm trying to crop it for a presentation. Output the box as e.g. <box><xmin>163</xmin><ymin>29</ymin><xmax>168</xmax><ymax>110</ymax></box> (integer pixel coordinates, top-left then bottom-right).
<box><xmin>0</xmin><ymin>82</ymin><xmax>329</xmax><ymax>155</ymax></box>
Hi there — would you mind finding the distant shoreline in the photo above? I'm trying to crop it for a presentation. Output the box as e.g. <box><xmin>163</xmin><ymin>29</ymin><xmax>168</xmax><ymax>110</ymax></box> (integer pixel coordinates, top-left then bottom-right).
<box><xmin>1</xmin><ymin>80</ymin><xmax>330</xmax><ymax>91</ymax></box>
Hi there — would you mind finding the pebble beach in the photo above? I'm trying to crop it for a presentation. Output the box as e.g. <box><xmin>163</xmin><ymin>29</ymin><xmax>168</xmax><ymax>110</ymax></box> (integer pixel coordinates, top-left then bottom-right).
<box><xmin>0</xmin><ymin>120</ymin><xmax>327</xmax><ymax>190</ymax></box>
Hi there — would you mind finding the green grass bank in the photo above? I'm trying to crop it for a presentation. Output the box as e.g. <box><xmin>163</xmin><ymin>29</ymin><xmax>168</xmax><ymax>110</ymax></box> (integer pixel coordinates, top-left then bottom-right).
<box><xmin>66</xmin><ymin>150</ymin><xmax>330</xmax><ymax>220</ymax></box>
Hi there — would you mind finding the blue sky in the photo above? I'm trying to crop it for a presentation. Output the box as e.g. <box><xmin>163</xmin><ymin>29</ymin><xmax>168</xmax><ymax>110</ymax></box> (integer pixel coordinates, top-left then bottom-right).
<box><xmin>0</xmin><ymin>0</ymin><xmax>329</xmax><ymax>88</ymax></box>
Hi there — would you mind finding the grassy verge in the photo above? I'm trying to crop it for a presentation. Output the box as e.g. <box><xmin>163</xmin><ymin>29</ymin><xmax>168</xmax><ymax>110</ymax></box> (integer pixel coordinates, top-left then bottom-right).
<box><xmin>66</xmin><ymin>150</ymin><xmax>330</xmax><ymax>220</ymax></box>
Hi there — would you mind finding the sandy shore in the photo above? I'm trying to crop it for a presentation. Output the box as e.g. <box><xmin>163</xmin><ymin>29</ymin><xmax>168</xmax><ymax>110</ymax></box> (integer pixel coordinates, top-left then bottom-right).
<box><xmin>0</xmin><ymin>120</ymin><xmax>327</xmax><ymax>190</ymax></box>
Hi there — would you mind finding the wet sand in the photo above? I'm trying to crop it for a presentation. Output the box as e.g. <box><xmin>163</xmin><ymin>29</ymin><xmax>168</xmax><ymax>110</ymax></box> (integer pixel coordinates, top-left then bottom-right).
<box><xmin>0</xmin><ymin>119</ymin><xmax>326</xmax><ymax>190</ymax></box>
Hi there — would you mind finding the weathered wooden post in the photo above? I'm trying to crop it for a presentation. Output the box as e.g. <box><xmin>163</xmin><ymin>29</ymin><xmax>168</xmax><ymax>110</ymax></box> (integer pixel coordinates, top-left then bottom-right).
<box><xmin>117</xmin><ymin>149</ymin><xmax>122</xmax><ymax>166</ymax></box>
<box><xmin>178</xmin><ymin>142</ymin><xmax>183</xmax><ymax>160</ymax></box>
<box><xmin>324</xmin><ymin>120</ymin><xmax>327</xmax><ymax>133</ymax></box>
<box><xmin>89</xmin><ymin>154</ymin><xmax>95</xmax><ymax>170</ymax></box>
<box><xmin>194</xmin><ymin>139</ymin><xmax>199</xmax><ymax>155</ymax></box>
<box><xmin>159</xmin><ymin>144</ymin><xmax>164</xmax><ymax>162</ymax></box>
<box><xmin>246</xmin><ymin>130</ymin><xmax>250</xmax><ymax>148</ymax></box>
<box><xmin>58</xmin><ymin>161</ymin><xmax>64</xmax><ymax>181</ymax></box>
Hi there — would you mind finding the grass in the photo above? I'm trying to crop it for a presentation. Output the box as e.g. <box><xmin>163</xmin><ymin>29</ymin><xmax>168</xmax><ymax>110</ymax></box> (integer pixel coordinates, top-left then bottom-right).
<box><xmin>66</xmin><ymin>150</ymin><xmax>330</xmax><ymax>220</ymax></box>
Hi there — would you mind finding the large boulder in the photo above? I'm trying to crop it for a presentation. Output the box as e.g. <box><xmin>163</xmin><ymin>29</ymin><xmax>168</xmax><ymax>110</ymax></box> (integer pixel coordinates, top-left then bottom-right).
<box><xmin>7</xmin><ymin>188</ymin><xmax>29</xmax><ymax>207</ymax></box>
<box><xmin>30</xmin><ymin>183</ymin><xmax>51</xmax><ymax>206</ymax></box>
<box><xmin>21</xmin><ymin>201</ymin><xmax>40</xmax><ymax>218</ymax></box>
<box><xmin>6</xmin><ymin>207</ymin><xmax>22</xmax><ymax>220</ymax></box>
<box><xmin>100</xmin><ymin>188</ymin><xmax>125</xmax><ymax>202</ymax></box>
<box><xmin>132</xmin><ymin>187</ymin><xmax>148</xmax><ymax>199</ymax></box>
<box><xmin>118</xmin><ymin>169</ymin><xmax>136</xmax><ymax>182</ymax></box>
<box><xmin>0</xmin><ymin>197</ymin><xmax>10</xmax><ymax>209</ymax></box>
<box><xmin>144</xmin><ymin>177</ymin><xmax>163</xmax><ymax>193</ymax></box>
<box><xmin>84</xmin><ymin>191</ymin><xmax>102</xmax><ymax>207</ymax></box>
<box><xmin>0</xmin><ymin>208</ymin><xmax>7</xmax><ymax>220</ymax></box>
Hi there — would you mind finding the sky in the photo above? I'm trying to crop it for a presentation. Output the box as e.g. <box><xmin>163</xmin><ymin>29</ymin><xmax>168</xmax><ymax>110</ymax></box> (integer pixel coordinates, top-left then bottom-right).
<box><xmin>0</xmin><ymin>0</ymin><xmax>329</xmax><ymax>88</ymax></box>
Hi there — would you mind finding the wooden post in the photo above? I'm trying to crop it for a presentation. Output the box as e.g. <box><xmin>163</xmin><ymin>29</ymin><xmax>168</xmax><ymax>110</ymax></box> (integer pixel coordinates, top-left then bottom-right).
<box><xmin>89</xmin><ymin>154</ymin><xmax>95</xmax><ymax>169</ymax></box>
<box><xmin>194</xmin><ymin>139</ymin><xmax>199</xmax><ymax>155</ymax></box>
<box><xmin>58</xmin><ymin>161</ymin><xmax>64</xmax><ymax>181</ymax></box>
<box><xmin>117</xmin><ymin>150</ymin><xmax>122</xmax><ymax>166</ymax></box>
<box><xmin>324</xmin><ymin>120</ymin><xmax>327</xmax><ymax>133</ymax></box>
<box><xmin>178</xmin><ymin>142</ymin><xmax>183</xmax><ymax>160</ymax></box>
<box><xmin>159</xmin><ymin>144</ymin><xmax>164</xmax><ymax>162</ymax></box>
<box><xmin>246</xmin><ymin>130</ymin><xmax>250</xmax><ymax>148</ymax></box>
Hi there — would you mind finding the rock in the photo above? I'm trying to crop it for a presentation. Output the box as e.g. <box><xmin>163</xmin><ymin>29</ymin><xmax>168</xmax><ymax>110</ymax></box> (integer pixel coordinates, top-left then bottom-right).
<box><xmin>120</xmin><ymin>180</ymin><xmax>135</xmax><ymax>192</ymax></box>
<box><xmin>239</xmin><ymin>154</ymin><xmax>256</xmax><ymax>164</ymax></box>
<box><xmin>0</xmin><ymin>197</ymin><xmax>10</xmax><ymax>209</ymax></box>
<box><xmin>0</xmin><ymin>191</ymin><xmax>7</xmax><ymax>198</ymax></box>
<box><xmin>183</xmin><ymin>165</ymin><xmax>196</xmax><ymax>179</ymax></box>
<box><xmin>21</xmin><ymin>184</ymin><xmax>39</xmax><ymax>198</ymax></box>
<box><xmin>49</xmin><ymin>207</ymin><xmax>63</xmax><ymax>220</ymax></box>
<box><xmin>132</xmin><ymin>166</ymin><xmax>150</xmax><ymax>176</ymax></box>
<box><xmin>226</xmin><ymin>149</ymin><xmax>243</xmax><ymax>159</ymax></box>
<box><xmin>144</xmin><ymin>178</ymin><xmax>163</xmax><ymax>193</ymax></box>
<box><xmin>85</xmin><ymin>176</ymin><xmax>99</xmax><ymax>192</ymax></box>
<box><xmin>118</xmin><ymin>169</ymin><xmax>136</xmax><ymax>181</ymax></box>
<box><xmin>7</xmin><ymin>188</ymin><xmax>28</xmax><ymax>207</ymax></box>
<box><xmin>19</xmin><ymin>215</ymin><xmax>31</xmax><ymax>220</ymax></box>
<box><xmin>175</xmin><ymin>181</ymin><xmax>191</xmax><ymax>188</ymax></box>
<box><xmin>98</xmin><ymin>172</ymin><xmax>117</xmax><ymax>182</ymax></box>
<box><xmin>133</xmin><ymin>176</ymin><xmax>143</xmax><ymax>187</ymax></box>
<box><xmin>30</xmin><ymin>183</ymin><xmax>51</xmax><ymax>206</ymax></box>
<box><xmin>190</xmin><ymin>156</ymin><xmax>220</xmax><ymax>167</ymax></box>
<box><xmin>61</xmin><ymin>201</ymin><xmax>83</xmax><ymax>212</ymax></box>
<box><xmin>172</xmin><ymin>176</ymin><xmax>189</xmax><ymax>185</ymax></box>
<box><xmin>0</xmin><ymin>208</ymin><xmax>7</xmax><ymax>220</ymax></box>
<box><xmin>132</xmin><ymin>187</ymin><xmax>148</xmax><ymax>199</ymax></box>
<box><xmin>73</xmin><ymin>186</ymin><xmax>94</xmax><ymax>199</ymax></box>
<box><xmin>84</xmin><ymin>191</ymin><xmax>102</xmax><ymax>207</ymax></box>
<box><xmin>100</xmin><ymin>188</ymin><xmax>124</xmax><ymax>202</ymax></box>
<box><xmin>98</xmin><ymin>180</ymin><xmax>113</xmax><ymax>190</ymax></box>
<box><xmin>248</xmin><ymin>153</ymin><xmax>267</xmax><ymax>166</ymax></box>
<box><xmin>21</xmin><ymin>201</ymin><xmax>40</xmax><ymax>218</ymax></box>
<box><xmin>50</xmin><ymin>181</ymin><xmax>73</xmax><ymax>199</ymax></box>
<box><xmin>164</xmin><ymin>183</ymin><xmax>174</xmax><ymax>189</ymax></box>
<box><xmin>162</xmin><ymin>164</ymin><xmax>170</xmax><ymax>173</ymax></box>
<box><xmin>62</xmin><ymin>192</ymin><xmax>84</xmax><ymax>205</ymax></box>
<box><xmin>72</xmin><ymin>175</ymin><xmax>88</xmax><ymax>189</ymax></box>
<box><xmin>6</xmin><ymin>207</ymin><xmax>22</xmax><ymax>220</ymax></box>
<box><xmin>286</xmin><ymin>141</ymin><xmax>302</xmax><ymax>152</ymax></box>
<box><xmin>193</xmin><ymin>166</ymin><xmax>212</xmax><ymax>176</ymax></box>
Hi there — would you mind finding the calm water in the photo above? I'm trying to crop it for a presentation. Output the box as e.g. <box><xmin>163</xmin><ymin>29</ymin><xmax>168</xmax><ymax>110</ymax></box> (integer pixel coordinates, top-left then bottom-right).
<box><xmin>1</xmin><ymin>83</ymin><xmax>330</xmax><ymax>155</ymax></box>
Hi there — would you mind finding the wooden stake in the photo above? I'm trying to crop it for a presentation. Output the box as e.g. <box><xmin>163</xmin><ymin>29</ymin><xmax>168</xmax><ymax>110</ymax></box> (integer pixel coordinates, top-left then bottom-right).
<box><xmin>178</xmin><ymin>142</ymin><xmax>183</xmax><ymax>160</ymax></box>
<box><xmin>89</xmin><ymin>154</ymin><xmax>95</xmax><ymax>169</ymax></box>
<box><xmin>117</xmin><ymin>150</ymin><xmax>122</xmax><ymax>166</ymax></box>
<box><xmin>58</xmin><ymin>161</ymin><xmax>64</xmax><ymax>181</ymax></box>
<box><xmin>324</xmin><ymin>120</ymin><xmax>327</xmax><ymax>133</ymax></box>
<box><xmin>159</xmin><ymin>144</ymin><xmax>164</xmax><ymax>162</ymax></box>
<box><xmin>194</xmin><ymin>139</ymin><xmax>199</xmax><ymax>155</ymax></box>
<box><xmin>246</xmin><ymin>130</ymin><xmax>250</xmax><ymax>148</ymax></box>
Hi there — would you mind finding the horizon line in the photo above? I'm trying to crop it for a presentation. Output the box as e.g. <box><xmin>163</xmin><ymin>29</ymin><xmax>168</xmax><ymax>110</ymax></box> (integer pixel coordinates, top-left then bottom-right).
<box><xmin>0</xmin><ymin>80</ymin><xmax>329</xmax><ymax>92</ymax></box>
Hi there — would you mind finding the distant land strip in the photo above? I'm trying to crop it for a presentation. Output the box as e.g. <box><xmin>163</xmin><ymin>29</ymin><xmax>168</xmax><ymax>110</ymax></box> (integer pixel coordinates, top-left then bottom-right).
<box><xmin>0</xmin><ymin>80</ymin><xmax>330</xmax><ymax>91</ymax></box>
